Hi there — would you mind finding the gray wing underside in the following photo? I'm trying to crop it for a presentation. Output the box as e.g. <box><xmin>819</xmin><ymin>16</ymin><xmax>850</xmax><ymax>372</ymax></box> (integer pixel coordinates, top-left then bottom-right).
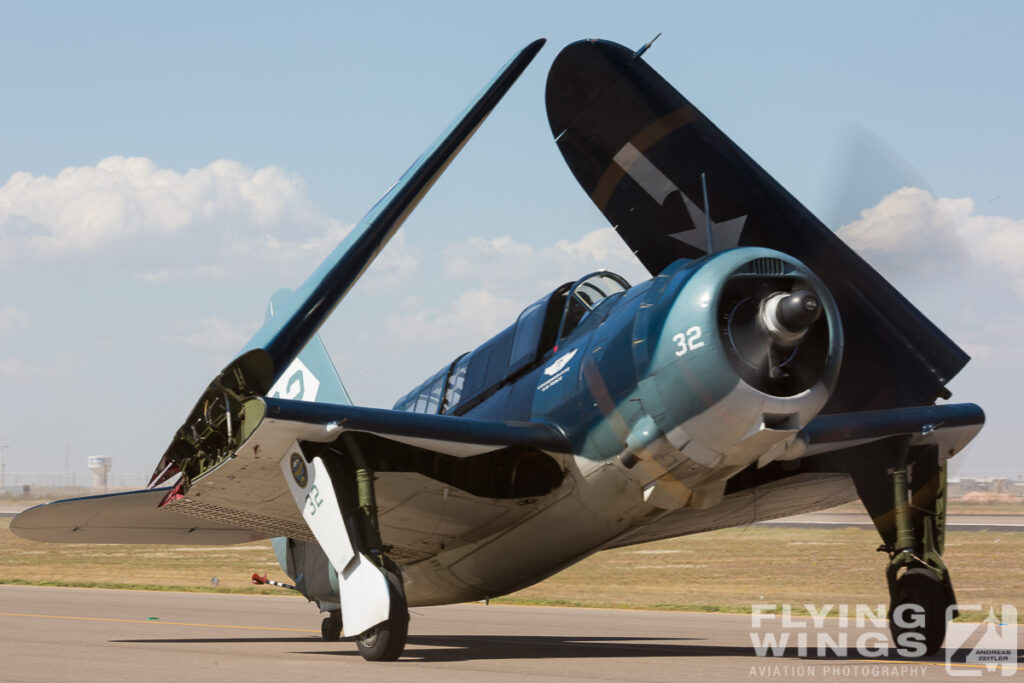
<box><xmin>158</xmin><ymin>402</ymin><xmax>569</xmax><ymax>560</ymax></box>
<box><xmin>781</xmin><ymin>402</ymin><xmax>984</xmax><ymax>463</ymax></box>
<box><xmin>608</xmin><ymin>403</ymin><xmax>984</xmax><ymax>548</ymax></box>
<box><xmin>13</xmin><ymin>403</ymin><xmax>571</xmax><ymax>561</ymax></box>
<box><xmin>9</xmin><ymin>489</ymin><xmax>273</xmax><ymax>545</ymax></box>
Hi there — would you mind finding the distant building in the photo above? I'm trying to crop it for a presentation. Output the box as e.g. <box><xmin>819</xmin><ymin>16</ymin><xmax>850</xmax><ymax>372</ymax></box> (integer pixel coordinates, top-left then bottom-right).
<box><xmin>948</xmin><ymin>477</ymin><xmax>1023</xmax><ymax>499</ymax></box>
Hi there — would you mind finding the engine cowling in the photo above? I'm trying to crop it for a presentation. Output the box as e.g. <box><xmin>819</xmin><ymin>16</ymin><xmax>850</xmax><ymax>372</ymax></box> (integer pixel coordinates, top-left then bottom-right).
<box><xmin>622</xmin><ymin>247</ymin><xmax>842</xmax><ymax>506</ymax></box>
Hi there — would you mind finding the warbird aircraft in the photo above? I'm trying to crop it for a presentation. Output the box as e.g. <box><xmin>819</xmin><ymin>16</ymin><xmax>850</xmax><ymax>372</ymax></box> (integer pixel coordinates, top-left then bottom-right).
<box><xmin>12</xmin><ymin>38</ymin><xmax>984</xmax><ymax>661</ymax></box>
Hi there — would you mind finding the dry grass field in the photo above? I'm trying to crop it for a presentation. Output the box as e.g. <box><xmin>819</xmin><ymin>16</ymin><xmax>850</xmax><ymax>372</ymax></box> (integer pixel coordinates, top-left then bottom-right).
<box><xmin>3</xmin><ymin>516</ymin><xmax>1021</xmax><ymax>622</ymax></box>
<box><xmin>0</xmin><ymin>518</ymin><xmax>284</xmax><ymax>594</ymax></box>
<box><xmin>496</xmin><ymin>526</ymin><xmax>1024</xmax><ymax>621</ymax></box>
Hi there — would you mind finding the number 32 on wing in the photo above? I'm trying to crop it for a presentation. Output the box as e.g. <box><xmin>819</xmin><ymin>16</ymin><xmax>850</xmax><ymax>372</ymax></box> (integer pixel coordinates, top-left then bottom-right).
<box><xmin>673</xmin><ymin>326</ymin><xmax>705</xmax><ymax>356</ymax></box>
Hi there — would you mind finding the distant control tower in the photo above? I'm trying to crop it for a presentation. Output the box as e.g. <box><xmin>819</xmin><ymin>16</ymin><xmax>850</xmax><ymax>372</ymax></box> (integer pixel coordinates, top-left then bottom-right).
<box><xmin>87</xmin><ymin>456</ymin><xmax>112</xmax><ymax>492</ymax></box>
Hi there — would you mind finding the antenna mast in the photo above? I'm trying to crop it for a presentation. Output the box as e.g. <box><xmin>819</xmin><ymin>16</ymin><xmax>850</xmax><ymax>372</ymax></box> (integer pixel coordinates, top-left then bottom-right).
<box><xmin>701</xmin><ymin>172</ymin><xmax>714</xmax><ymax>253</ymax></box>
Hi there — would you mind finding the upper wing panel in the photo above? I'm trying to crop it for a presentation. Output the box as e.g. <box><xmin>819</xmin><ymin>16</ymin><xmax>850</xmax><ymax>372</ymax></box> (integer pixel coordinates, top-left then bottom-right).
<box><xmin>545</xmin><ymin>39</ymin><xmax>968</xmax><ymax>412</ymax></box>
<box><xmin>261</xmin><ymin>397</ymin><xmax>571</xmax><ymax>456</ymax></box>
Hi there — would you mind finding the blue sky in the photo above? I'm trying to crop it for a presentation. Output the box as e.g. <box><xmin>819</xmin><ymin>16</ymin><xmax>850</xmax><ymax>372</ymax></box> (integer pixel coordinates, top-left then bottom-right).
<box><xmin>1</xmin><ymin>1</ymin><xmax>1021</xmax><ymax>480</ymax></box>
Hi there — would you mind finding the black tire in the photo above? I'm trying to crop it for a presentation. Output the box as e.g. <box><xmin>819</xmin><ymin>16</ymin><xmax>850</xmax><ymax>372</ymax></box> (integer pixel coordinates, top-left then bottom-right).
<box><xmin>355</xmin><ymin>564</ymin><xmax>409</xmax><ymax>662</ymax></box>
<box><xmin>889</xmin><ymin>568</ymin><xmax>949</xmax><ymax>657</ymax></box>
<box><xmin>321</xmin><ymin>611</ymin><xmax>342</xmax><ymax>642</ymax></box>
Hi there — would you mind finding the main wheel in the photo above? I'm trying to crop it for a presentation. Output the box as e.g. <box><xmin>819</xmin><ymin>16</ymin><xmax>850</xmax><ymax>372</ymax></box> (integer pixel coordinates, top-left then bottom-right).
<box><xmin>321</xmin><ymin>610</ymin><xmax>342</xmax><ymax>642</ymax></box>
<box><xmin>889</xmin><ymin>568</ymin><xmax>949</xmax><ymax>656</ymax></box>
<box><xmin>355</xmin><ymin>563</ymin><xmax>409</xmax><ymax>662</ymax></box>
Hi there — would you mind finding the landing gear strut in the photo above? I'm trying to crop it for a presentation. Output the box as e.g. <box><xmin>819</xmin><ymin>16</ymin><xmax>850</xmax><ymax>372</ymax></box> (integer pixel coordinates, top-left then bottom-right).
<box><xmin>879</xmin><ymin>454</ymin><xmax>955</xmax><ymax>656</ymax></box>
<box><xmin>282</xmin><ymin>435</ymin><xmax>410</xmax><ymax>661</ymax></box>
<box><xmin>342</xmin><ymin>437</ymin><xmax>410</xmax><ymax>661</ymax></box>
<box><xmin>849</xmin><ymin>439</ymin><xmax>955</xmax><ymax>657</ymax></box>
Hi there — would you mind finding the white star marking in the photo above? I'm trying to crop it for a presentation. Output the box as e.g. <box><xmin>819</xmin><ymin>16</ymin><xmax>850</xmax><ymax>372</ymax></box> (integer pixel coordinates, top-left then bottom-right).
<box><xmin>612</xmin><ymin>142</ymin><xmax>747</xmax><ymax>253</ymax></box>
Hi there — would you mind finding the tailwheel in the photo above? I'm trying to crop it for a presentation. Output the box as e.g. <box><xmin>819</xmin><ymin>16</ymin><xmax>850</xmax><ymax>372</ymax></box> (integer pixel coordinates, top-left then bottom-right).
<box><xmin>889</xmin><ymin>568</ymin><xmax>949</xmax><ymax>657</ymax></box>
<box><xmin>321</xmin><ymin>610</ymin><xmax>342</xmax><ymax>642</ymax></box>
<box><xmin>355</xmin><ymin>562</ymin><xmax>409</xmax><ymax>662</ymax></box>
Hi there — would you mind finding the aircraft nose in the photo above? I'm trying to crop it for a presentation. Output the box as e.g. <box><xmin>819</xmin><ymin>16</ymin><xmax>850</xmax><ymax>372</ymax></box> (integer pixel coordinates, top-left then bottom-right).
<box><xmin>775</xmin><ymin>290</ymin><xmax>822</xmax><ymax>332</ymax></box>
<box><xmin>716</xmin><ymin>267</ymin><xmax>835</xmax><ymax>396</ymax></box>
<box><xmin>758</xmin><ymin>289</ymin><xmax>822</xmax><ymax>346</ymax></box>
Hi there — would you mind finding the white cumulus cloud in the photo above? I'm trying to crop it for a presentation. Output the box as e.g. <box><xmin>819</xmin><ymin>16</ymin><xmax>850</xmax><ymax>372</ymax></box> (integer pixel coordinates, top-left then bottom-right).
<box><xmin>836</xmin><ymin>186</ymin><xmax>1024</xmax><ymax>421</ymax></box>
<box><xmin>838</xmin><ymin>187</ymin><xmax>1024</xmax><ymax>289</ymax></box>
<box><xmin>0</xmin><ymin>156</ymin><xmax>353</xmax><ymax>282</ymax></box>
<box><xmin>442</xmin><ymin>227</ymin><xmax>648</xmax><ymax>299</ymax></box>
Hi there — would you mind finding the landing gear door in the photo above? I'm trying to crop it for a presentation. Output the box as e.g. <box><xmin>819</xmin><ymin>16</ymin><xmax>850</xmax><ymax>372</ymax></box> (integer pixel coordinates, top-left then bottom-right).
<box><xmin>280</xmin><ymin>443</ymin><xmax>390</xmax><ymax>637</ymax></box>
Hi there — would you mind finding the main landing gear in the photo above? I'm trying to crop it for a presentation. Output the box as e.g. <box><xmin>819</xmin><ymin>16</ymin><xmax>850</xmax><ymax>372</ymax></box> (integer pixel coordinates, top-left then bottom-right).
<box><xmin>319</xmin><ymin>564</ymin><xmax>409</xmax><ymax>661</ymax></box>
<box><xmin>854</xmin><ymin>439</ymin><xmax>956</xmax><ymax>656</ymax></box>
<box><xmin>355</xmin><ymin>560</ymin><xmax>409</xmax><ymax>662</ymax></box>
<box><xmin>283</xmin><ymin>435</ymin><xmax>411</xmax><ymax>662</ymax></box>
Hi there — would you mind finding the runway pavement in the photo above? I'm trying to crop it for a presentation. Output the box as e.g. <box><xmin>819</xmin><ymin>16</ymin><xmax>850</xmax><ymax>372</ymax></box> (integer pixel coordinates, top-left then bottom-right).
<box><xmin>0</xmin><ymin>585</ymin><xmax>1020</xmax><ymax>681</ymax></box>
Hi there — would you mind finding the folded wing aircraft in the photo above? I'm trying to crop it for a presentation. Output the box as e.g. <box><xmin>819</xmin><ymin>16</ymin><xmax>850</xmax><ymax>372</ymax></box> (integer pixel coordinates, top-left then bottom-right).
<box><xmin>12</xmin><ymin>37</ymin><xmax>983</xmax><ymax>661</ymax></box>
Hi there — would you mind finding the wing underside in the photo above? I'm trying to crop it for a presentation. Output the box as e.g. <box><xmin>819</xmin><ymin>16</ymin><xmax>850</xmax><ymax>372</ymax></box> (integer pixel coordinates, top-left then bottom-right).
<box><xmin>163</xmin><ymin>400</ymin><xmax>570</xmax><ymax>561</ymax></box>
<box><xmin>16</xmin><ymin>401</ymin><xmax>573</xmax><ymax>561</ymax></box>
<box><xmin>607</xmin><ymin>403</ymin><xmax>984</xmax><ymax>548</ymax></box>
<box><xmin>12</xmin><ymin>400</ymin><xmax>572</xmax><ymax>565</ymax></box>
<box><xmin>9</xmin><ymin>488</ymin><xmax>272</xmax><ymax>545</ymax></box>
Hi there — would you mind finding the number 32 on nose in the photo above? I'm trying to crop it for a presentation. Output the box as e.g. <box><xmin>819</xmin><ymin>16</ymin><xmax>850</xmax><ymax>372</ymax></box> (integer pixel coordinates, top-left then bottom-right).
<box><xmin>673</xmin><ymin>326</ymin><xmax>705</xmax><ymax>356</ymax></box>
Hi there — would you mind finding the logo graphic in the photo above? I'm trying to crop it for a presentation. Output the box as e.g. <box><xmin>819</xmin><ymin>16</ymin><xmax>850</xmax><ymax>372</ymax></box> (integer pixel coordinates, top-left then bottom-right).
<box><xmin>945</xmin><ymin>605</ymin><xmax>1018</xmax><ymax>677</ymax></box>
<box><xmin>290</xmin><ymin>453</ymin><xmax>308</xmax><ymax>488</ymax></box>
<box><xmin>748</xmin><ymin>602</ymin><xmax>1019</xmax><ymax>677</ymax></box>
<box><xmin>544</xmin><ymin>349</ymin><xmax>578</xmax><ymax>376</ymax></box>
<box><xmin>539</xmin><ymin>349</ymin><xmax>578</xmax><ymax>393</ymax></box>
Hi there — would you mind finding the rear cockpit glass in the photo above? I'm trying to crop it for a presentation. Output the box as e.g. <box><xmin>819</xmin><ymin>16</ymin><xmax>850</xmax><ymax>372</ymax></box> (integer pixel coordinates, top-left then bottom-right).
<box><xmin>558</xmin><ymin>271</ymin><xmax>631</xmax><ymax>341</ymax></box>
<box><xmin>573</xmin><ymin>272</ymin><xmax>630</xmax><ymax>310</ymax></box>
<box><xmin>442</xmin><ymin>354</ymin><xmax>469</xmax><ymax>413</ymax></box>
<box><xmin>395</xmin><ymin>366</ymin><xmax>448</xmax><ymax>414</ymax></box>
<box><xmin>508</xmin><ymin>300</ymin><xmax>546</xmax><ymax>373</ymax></box>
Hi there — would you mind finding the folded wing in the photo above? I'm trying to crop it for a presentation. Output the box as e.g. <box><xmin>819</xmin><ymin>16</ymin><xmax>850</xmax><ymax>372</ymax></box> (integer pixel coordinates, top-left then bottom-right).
<box><xmin>545</xmin><ymin>39</ymin><xmax>968</xmax><ymax>414</ymax></box>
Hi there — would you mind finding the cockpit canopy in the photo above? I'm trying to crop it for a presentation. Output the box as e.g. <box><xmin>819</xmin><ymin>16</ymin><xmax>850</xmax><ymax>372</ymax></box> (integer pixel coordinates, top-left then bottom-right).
<box><xmin>394</xmin><ymin>270</ymin><xmax>631</xmax><ymax>416</ymax></box>
<box><xmin>555</xmin><ymin>271</ymin><xmax>630</xmax><ymax>344</ymax></box>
